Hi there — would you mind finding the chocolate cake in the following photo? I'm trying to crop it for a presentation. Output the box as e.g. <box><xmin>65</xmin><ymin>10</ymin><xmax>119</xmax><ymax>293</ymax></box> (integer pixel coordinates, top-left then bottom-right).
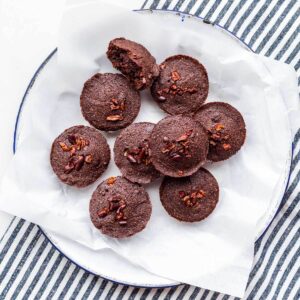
<box><xmin>149</xmin><ymin>115</ymin><xmax>208</xmax><ymax>177</ymax></box>
<box><xmin>80</xmin><ymin>73</ymin><xmax>141</xmax><ymax>131</ymax></box>
<box><xmin>151</xmin><ymin>55</ymin><xmax>209</xmax><ymax>115</ymax></box>
<box><xmin>50</xmin><ymin>125</ymin><xmax>110</xmax><ymax>187</ymax></box>
<box><xmin>193</xmin><ymin>102</ymin><xmax>246</xmax><ymax>162</ymax></box>
<box><xmin>114</xmin><ymin>122</ymin><xmax>161</xmax><ymax>184</ymax></box>
<box><xmin>160</xmin><ymin>168</ymin><xmax>219</xmax><ymax>222</ymax></box>
<box><xmin>107</xmin><ymin>38</ymin><xmax>159</xmax><ymax>90</ymax></box>
<box><xmin>89</xmin><ymin>176</ymin><xmax>152</xmax><ymax>238</ymax></box>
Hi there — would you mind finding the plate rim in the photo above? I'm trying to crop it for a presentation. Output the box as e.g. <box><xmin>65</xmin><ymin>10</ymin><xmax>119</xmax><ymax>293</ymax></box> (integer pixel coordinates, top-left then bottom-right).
<box><xmin>12</xmin><ymin>10</ymin><xmax>292</xmax><ymax>288</ymax></box>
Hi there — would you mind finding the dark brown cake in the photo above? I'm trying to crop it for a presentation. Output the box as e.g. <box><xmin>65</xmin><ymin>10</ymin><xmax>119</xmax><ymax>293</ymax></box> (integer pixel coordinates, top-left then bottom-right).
<box><xmin>89</xmin><ymin>176</ymin><xmax>152</xmax><ymax>238</ymax></box>
<box><xmin>193</xmin><ymin>102</ymin><xmax>246</xmax><ymax>162</ymax></box>
<box><xmin>114</xmin><ymin>122</ymin><xmax>161</xmax><ymax>184</ymax></box>
<box><xmin>151</xmin><ymin>55</ymin><xmax>209</xmax><ymax>115</ymax></box>
<box><xmin>50</xmin><ymin>125</ymin><xmax>110</xmax><ymax>187</ymax></box>
<box><xmin>107</xmin><ymin>38</ymin><xmax>159</xmax><ymax>90</ymax></box>
<box><xmin>80</xmin><ymin>73</ymin><xmax>141</xmax><ymax>131</ymax></box>
<box><xmin>160</xmin><ymin>168</ymin><xmax>219</xmax><ymax>222</ymax></box>
<box><xmin>149</xmin><ymin>115</ymin><xmax>208</xmax><ymax>178</ymax></box>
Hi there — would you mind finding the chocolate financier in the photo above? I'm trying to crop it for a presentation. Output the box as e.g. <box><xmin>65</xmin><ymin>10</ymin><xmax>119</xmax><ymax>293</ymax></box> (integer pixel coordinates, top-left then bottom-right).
<box><xmin>80</xmin><ymin>73</ymin><xmax>141</xmax><ymax>131</ymax></box>
<box><xmin>193</xmin><ymin>102</ymin><xmax>246</xmax><ymax>162</ymax></box>
<box><xmin>160</xmin><ymin>168</ymin><xmax>219</xmax><ymax>222</ymax></box>
<box><xmin>107</xmin><ymin>38</ymin><xmax>159</xmax><ymax>90</ymax></box>
<box><xmin>50</xmin><ymin>125</ymin><xmax>110</xmax><ymax>187</ymax></box>
<box><xmin>89</xmin><ymin>176</ymin><xmax>152</xmax><ymax>238</ymax></box>
<box><xmin>151</xmin><ymin>55</ymin><xmax>209</xmax><ymax>115</ymax></box>
<box><xmin>114</xmin><ymin>122</ymin><xmax>161</xmax><ymax>184</ymax></box>
<box><xmin>149</xmin><ymin>115</ymin><xmax>208</xmax><ymax>178</ymax></box>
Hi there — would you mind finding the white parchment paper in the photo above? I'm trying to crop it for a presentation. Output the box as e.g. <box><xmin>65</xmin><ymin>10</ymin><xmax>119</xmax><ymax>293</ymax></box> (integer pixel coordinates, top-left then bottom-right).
<box><xmin>0</xmin><ymin>2</ymin><xmax>299</xmax><ymax>297</ymax></box>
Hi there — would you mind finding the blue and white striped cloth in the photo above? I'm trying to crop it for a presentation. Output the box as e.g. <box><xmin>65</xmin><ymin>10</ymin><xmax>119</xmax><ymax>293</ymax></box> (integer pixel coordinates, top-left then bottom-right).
<box><xmin>0</xmin><ymin>1</ymin><xmax>299</xmax><ymax>299</ymax></box>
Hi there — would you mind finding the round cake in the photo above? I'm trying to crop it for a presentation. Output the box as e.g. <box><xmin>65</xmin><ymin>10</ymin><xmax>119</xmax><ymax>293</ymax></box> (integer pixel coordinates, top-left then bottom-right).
<box><xmin>89</xmin><ymin>176</ymin><xmax>152</xmax><ymax>238</ymax></box>
<box><xmin>151</xmin><ymin>55</ymin><xmax>209</xmax><ymax>115</ymax></box>
<box><xmin>50</xmin><ymin>125</ymin><xmax>110</xmax><ymax>187</ymax></box>
<box><xmin>107</xmin><ymin>38</ymin><xmax>159</xmax><ymax>90</ymax></box>
<box><xmin>193</xmin><ymin>102</ymin><xmax>246</xmax><ymax>162</ymax></box>
<box><xmin>160</xmin><ymin>168</ymin><xmax>219</xmax><ymax>222</ymax></box>
<box><xmin>114</xmin><ymin>122</ymin><xmax>161</xmax><ymax>184</ymax></box>
<box><xmin>80</xmin><ymin>73</ymin><xmax>141</xmax><ymax>131</ymax></box>
<box><xmin>149</xmin><ymin>115</ymin><xmax>208</xmax><ymax>177</ymax></box>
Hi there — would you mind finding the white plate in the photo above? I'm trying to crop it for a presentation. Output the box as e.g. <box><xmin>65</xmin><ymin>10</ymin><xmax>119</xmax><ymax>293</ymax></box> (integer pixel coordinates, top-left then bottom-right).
<box><xmin>14</xmin><ymin>11</ymin><xmax>292</xmax><ymax>288</ymax></box>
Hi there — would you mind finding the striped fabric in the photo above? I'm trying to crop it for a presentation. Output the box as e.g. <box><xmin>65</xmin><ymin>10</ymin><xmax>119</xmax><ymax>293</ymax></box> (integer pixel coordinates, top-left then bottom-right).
<box><xmin>1</xmin><ymin>0</ymin><xmax>299</xmax><ymax>299</ymax></box>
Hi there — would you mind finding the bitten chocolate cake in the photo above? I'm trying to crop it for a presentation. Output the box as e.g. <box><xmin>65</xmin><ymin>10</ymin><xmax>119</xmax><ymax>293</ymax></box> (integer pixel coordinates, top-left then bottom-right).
<box><xmin>107</xmin><ymin>38</ymin><xmax>159</xmax><ymax>90</ymax></box>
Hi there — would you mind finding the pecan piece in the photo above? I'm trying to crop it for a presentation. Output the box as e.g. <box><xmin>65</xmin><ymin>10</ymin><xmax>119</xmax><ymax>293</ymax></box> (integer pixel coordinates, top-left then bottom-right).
<box><xmin>97</xmin><ymin>207</ymin><xmax>109</xmax><ymax>218</ymax></box>
<box><xmin>115</xmin><ymin>211</ymin><xmax>124</xmax><ymax>221</ymax></box>
<box><xmin>75</xmin><ymin>155</ymin><xmax>85</xmax><ymax>171</ymax></box>
<box><xmin>64</xmin><ymin>162</ymin><xmax>75</xmax><ymax>174</ymax></box>
<box><xmin>126</xmin><ymin>154</ymin><xmax>137</xmax><ymax>163</ymax></box>
<box><xmin>215</xmin><ymin>123</ymin><xmax>225</xmax><ymax>131</ymax></box>
<box><xmin>222</xmin><ymin>143</ymin><xmax>232</xmax><ymax>151</ymax></box>
<box><xmin>85</xmin><ymin>154</ymin><xmax>93</xmax><ymax>163</ymax></box>
<box><xmin>106</xmin><ymin>115</ymin><xmax>124</xmax><ymax>121</ymax></box>
<box><xmin>176</xmin><ymin>133</ymin><xmax>188</xmax><ymax>142</ymax></box>
<box><xmin>171</xmin><ymin>71</ymin><xmax>181</xmax><ymax>82</ymax></box>
<box><xmin>118</xmin><ymin>220</ymin><xmax>127</xmax><ymax>225</ymax></box>
<box><xmin>107</xmin><ymin>177</ymin><xmax>116</xmax><ymax>185</ymax></box>
<box><xmin>59</xmin><ymin>142</ymin><xmax>70</xmax><ymax>151</ymax></box>
<box><xmin>197</xmin><ymin>190</ymin><xmax>206</xmax><ymax>198</ymax></box>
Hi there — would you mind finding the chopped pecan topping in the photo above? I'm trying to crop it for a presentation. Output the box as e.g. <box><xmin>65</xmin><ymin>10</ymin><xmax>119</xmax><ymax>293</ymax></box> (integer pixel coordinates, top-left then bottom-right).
<box><xmin>59</xmin><ymin>142</ymin><xmax>70</xmax><ymax>152</ymax></box>
<box><xmin>97</xmin><ymin>207</ymin><xmax>109</xmax><ymax>218</ymax></box>
<box><xmin>74</xmin><ymin>155</ymin><xmax>85</xmax><ymax>171</ymax></box>
<box><xmin>124</xmin><ymin>140</ymin><xmax>151</xmax><ymax>165</ymax></box>
<box><xmin>171</xmin><ymin>71</ymin><xmax>181</xmax><ymax>82</ymax></box>
<box><xmin>107</xmin><ymin>177</ymin><xmax>116</xmax><ymax>185</ymax></box>
<box><xmin>156</xmin><ymin>70</ymin><xmax>197</xmax><ymax>98</ymax></box>
<box><xmin>69</xmin><ymin>146</ymin><xmax>76</xmax><ymax>156</ymax></box>
<box><xmin>64</xmin><ymin>162</ymin><xmax>75</xmax><ymax>174</ymax></box>
<box><xmin>161</xmin><ymin>130</ymin><xmax>193</xmax><ymax>160</ymax></box>
<box><xmin>222</xmin><ymin>143</ymin><xmax>232</xmax><ymax>151</ymax></box>
<box><xmin>110</xmin><ymin>98</ymin><xmax>125</xmax><ymax>111</ymax></box>
<box><xmin>208</xmin><ymin>123</ymin><xmax>231</xmax><ymax>150</ymax></box>
<box><xmin>179</xmin><ymin>189</ymin><xmax>206</xmax><ymax>207</ymax></box>
<box><xmin>107</xmin><ymin>98</ymin><xmax>126</xmax><ymax>121</ymax></box>
<box><xmin>98</xmin><ymin>196</ymin><xmax>128</xmax><ymax>226</ymax></box>
<box><xmin>157</xmin><ymin>84</ymin><xmax>197</xmax><ymax>97</ymax></box>
<box><xmin>215</xmin><ymin>123</ymin><xmax>225</xmax><ymax>131</ymax></box>
<box><xmin>59</xmin><ymin>135</ymin><xmax>91</xmax><ymax>174</ymax></box>
<box><xmin>85</xmin><ymin>154</ymin><xmax>93</xmax><ymax>163</ymax></box>
<box><xmin>106</xmin><ymin>115</ymin><xmax>124</xmax><ymax>121</ymax></box>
